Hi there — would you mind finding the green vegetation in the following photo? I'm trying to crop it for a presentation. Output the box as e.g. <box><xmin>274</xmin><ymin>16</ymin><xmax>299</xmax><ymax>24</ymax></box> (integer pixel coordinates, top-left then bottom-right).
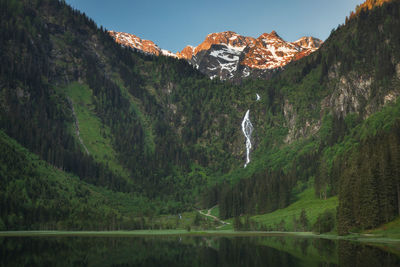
<box><xmin>113</xmin><ymin>76</ymin><xmax>156</xmax><ymax>155</ymax></box>
<box><xmin>323</xmin><ymin>99</ymin><xmax>400</xmax><ymax>169</ymax></box>
<box><xmin>146</xmin><ymin>211</ymin><xmax>219</xmax><ymax>231</ymax></box>
<box><xmin>366</xmin><ymin>217</ymin><xmax>400</xmax><ymax>239</ymax></box>
<box><xmin>257</xmin><ymin>237</ymin><xmax>338</xmax><ymax>266</ymax></box>
<box><xmin>64</xmin><ymin>82</ymin><xmax>130</xmax><ymax>180</ymax></box>
<box><xmin>208</xmin><ymin>0</ymin><xmax>400</xmax><ymax>235</ymax></box>
<box><xmin>0</xmin><ymin>130</ymin><xmax>150</xmax><ymax>230</ymax></box>
<box><xmin>210</xmin><ymin>206</ymin><xmax>220</xmax><ymax>218</ymax></box>
<box><xmin>251</xmin><ymin>188</ymin><xmax>338</xmax><ymax>232</ymax></box>
<box><xmin>336</xmin><ymin>121</ymin><xmax>400</xmax><ymax>234</ymax></box>
<box><xmin>313</xmin><ymin>209</ymin><xmax>336</xmax><ymax>234</ymax></box>
<box><xmin>1</xmin><ymin>0</ymin><xmax>400</xmax><ymax>236</ymax></box>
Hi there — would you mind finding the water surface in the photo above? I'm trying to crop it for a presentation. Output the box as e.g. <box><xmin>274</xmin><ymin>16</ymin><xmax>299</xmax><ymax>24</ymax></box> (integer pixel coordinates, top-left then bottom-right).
<box><xmin>0</xmin><ymin>235</ymin><xmax>399</xmax><ymax>266</ymax></box>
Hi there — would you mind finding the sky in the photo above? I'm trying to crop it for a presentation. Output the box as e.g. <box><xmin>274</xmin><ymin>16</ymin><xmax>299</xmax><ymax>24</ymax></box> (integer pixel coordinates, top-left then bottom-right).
<box><xmin>65</xmin><ymin>0</ymin><xmax>365</xmax><ymax>53</ymax></box>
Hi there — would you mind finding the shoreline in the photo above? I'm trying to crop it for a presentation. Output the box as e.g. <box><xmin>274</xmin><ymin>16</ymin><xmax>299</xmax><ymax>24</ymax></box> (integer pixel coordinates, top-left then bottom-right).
<box><xmin>0</xmin><ymin>230</ymin><xmax>399</xmax><ymax>244</ymax></box>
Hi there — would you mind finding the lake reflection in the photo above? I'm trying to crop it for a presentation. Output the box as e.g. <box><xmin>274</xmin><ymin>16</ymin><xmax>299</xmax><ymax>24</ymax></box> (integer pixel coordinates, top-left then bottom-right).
<box><xmin>0</xmin><ymin>235</ymin><xmax>399</xmax><ymax>266</ymax></box>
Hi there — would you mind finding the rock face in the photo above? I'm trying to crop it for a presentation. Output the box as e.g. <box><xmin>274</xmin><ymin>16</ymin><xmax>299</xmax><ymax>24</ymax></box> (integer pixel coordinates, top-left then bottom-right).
<box><xmin>178</xmin><ymin>31</ymin><xmax>255</xmax><ymax>60</ymax></box>
<box><xmin>178</xmin><ymin>31</ymin><xmax>322</xmax><ymax>79</ymax></box>
<box><xmin>109</xmin><ymin>30</ymin><xmax>322</xmax><ymax>80</ymax></box>
<box><xmin>176</xmin><ymin>45</ymin><xmax>194</xmax><ymax>59</ymax></box>
<box><xmin>241</xmin><ymin>31</ymin><xmax>302</xmax><ymax>70</ymax></box>
<box><xmin>108</xmin><ymin>31</ymin><xmax>176</xmax><ymax>57</ymax></box>
<box><xmin>193</xmin><ymin>44</ymin><xmax>247</xmax><ymax>80</ymax></box>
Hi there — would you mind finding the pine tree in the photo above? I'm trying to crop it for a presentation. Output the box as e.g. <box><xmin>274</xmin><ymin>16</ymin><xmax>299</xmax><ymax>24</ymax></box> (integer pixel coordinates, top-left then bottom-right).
<box><xmin>299</xmin><ymin>208</ymin><xmax>309</xmax><ymax>231</ymax></box>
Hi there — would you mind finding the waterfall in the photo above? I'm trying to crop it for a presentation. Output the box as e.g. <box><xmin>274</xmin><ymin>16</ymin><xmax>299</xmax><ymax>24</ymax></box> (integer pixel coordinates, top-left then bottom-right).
<box><xmin>241</xmin><ymin>110</ymin><xmax>254</xmax><ymax>168</ymax></box>
<box><xmin>256</xmin><ymin>93</ymin><xmax>261</xmax><ymax>101</ymax></box>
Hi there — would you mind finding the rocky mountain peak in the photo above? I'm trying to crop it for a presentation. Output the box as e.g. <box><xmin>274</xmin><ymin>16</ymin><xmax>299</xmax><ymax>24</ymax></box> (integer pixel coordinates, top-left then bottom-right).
<box><xmin>269</xmin><ymin>30</ymin><xmax>279</xmax><ymax>37</ymax></box>
<box><xmin>176</xmin><ymin>45</ymin><xmax>195</xmax><ymax>59</ymax></box>
<box><xmin>192</xmin><ymin>31</ymin><xmax>255</xmax><ymax>57</ymax></box>
<box><xmin>108</xmin><ymin>31</ymin><xmax>176</xmax><ymax>57</ymax></box>
<box><xmin>258</xmin><ymin>30</ymin><xmax>281</xmax><ymax>40</ymax></box>
<box><xmin>108</xmin><ymin>30</ymin><xmax>323</xmax><ymax>80</ymax></box>
<box><xmin>108</xmin><ymin>31</ymin><xmax>161</xmax><ymax>55</ymax></box>
<box><xmin>293</xmin><ymin>36</ymin><xmax>323</xmax><ymax>50</ymax></box>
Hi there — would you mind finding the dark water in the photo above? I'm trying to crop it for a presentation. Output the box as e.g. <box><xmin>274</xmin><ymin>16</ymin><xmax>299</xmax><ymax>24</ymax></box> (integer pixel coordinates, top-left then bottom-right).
<box><xmin>0</xmin><ymin>235</ymin><xmax>399</xmax><ymax>267</ymax></box>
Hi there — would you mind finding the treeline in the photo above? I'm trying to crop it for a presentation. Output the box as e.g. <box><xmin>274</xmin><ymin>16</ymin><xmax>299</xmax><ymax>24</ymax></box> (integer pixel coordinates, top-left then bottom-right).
<box><xmin>217</xmin><ymin>171</ymin><xmax>293</xmax><ymax>219</ymax></box>
<box><xmin>204</xmin><ymin>0</ymin><xmax>400</xmax><ymax>224</ymax></box>
<box><xmin>0</xmin><ymin>0</ymin><xmax>133</xmax><ymax>192</ymax></box>
<box><xmin>2</xmin><ymin>0</ymin><xmax>400</xmax><ymax>232</ymax></box>
<box><xmin>0</xmin><ymin>0</ymin><xmax>251</xmax><ymax>213</ymax></box>
<box><xmin>325</xmin><ymin>0</ymin><xmax>400</xmax><ymax>85</ymax></box>
<box><xmin>0</xmin><ymin>131</ymin><xmax>151</xmax><ymax>230</ymax></box>
<box><xmin>351</xmin><ymin>0</ymin><xmax>393</xmax><ymax>19</ymax></box>
<box><xmin>336</xmin><ymin>121</ymin><xmax>400</xmax><ymax>234</ymax></box>
<box><xmin>203</xmin><ymin>148</ymin><xmax>320</xmax><ymax>219</ymax></box>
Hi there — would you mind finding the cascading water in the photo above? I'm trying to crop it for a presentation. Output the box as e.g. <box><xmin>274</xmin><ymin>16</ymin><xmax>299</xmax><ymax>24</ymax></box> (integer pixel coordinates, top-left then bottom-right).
<box><xmin>241</xmin><ymin>110</ymin><xmax>254</xmax><ymax>168</ymax></box>
<box><xmin>256</xmin><ymin>93</ymin><xmax>261</xmax><ymax>101</ymax></box>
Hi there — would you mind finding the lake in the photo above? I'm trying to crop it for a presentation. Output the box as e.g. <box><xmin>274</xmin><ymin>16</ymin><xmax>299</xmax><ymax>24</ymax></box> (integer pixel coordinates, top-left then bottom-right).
<box><xmin>1</xmin><ymin>234</ymin><xmax>400</xmax><ymax>266</ymax></box>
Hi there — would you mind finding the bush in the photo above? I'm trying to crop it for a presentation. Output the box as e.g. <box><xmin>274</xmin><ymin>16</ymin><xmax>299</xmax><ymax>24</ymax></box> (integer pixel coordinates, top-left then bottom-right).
<box><xmin>233</xmin><ymin>217</ymin><xmax>242</xmax><ymax>231</ymax></box>
<box><xmin>193</xmin><ymin>212</ymin><xmax>201</xmax><ymax>226</ymax></box>
<box><xmin>313</xmin><ymin>209</ymin><xmax>335</xmax><ymax>234</ymax></box>
<box><xmin>299</xmin><ymin>208</ymin><xmax>310</xmax><ymax>231</ymax></box>
<box><xmin>0</xmin><ymin>218</ymin><xmax>5</xmax><ymax>231</ymax></box>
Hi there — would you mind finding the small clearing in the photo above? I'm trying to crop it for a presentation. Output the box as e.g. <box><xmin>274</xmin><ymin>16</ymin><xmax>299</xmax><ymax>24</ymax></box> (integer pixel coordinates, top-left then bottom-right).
<box><xmin>198</xmin><ymin>206</ymin><xmax>230</xmax><ymax>228</ymax></box>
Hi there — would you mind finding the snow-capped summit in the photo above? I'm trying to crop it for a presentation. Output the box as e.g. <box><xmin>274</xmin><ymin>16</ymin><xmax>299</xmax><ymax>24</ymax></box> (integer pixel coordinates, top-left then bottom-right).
<box><xmin>108</xmin><ymin>30</ymin><xmax>322</xmax><ymax>80</ymax></box>
<box><xmin>108</xmin><ymin>31</ymin><xmax>176</xmax><ymax>58</ymax></box>
<box><xmin>183</xmin><ymin>31</ymin><xmax>323</xmax><ymax>79</ymax></box>
<box><xmin>293</xmin><ymin>36</ymin><xmax>323</xmax><ymax>50</ymax></box>
<box><xmin>241</xmin><ymin>31</ymin><xmax>300</xmax><ymax>70</ymax></box>
<box><xmin>177</xmin><ymin>31</ymin><xmax>256</xmax><ymax>60</ymax></box>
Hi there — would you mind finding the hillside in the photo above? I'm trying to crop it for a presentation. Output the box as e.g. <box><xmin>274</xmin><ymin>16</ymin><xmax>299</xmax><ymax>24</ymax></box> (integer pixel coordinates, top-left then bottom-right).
<box><xmin>0</xmin><ymin>130</ymin><xmax>151</xmax><ymax>230</ymax></box>
<box><xmin>1</xmin><ymin>0</ymin><xmax>400</xmax><ymax>234</ymax></box>
<box><xmin>0</xmin><ymin>0</ymin><xmax>256</xmax><ymax>218</ymax></box>
<box><xmin>209</xmin><ymin>0</ymin><xmax>400</xmax><ymax>234</ymax></box>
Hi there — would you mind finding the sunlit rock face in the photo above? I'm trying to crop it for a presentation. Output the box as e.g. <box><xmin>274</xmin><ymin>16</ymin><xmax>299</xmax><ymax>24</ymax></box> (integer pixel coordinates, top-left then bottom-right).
<box><xmin>109</xmin><ymin>30</ymin><xmax>322</xmax><ymax>80</ymax></box>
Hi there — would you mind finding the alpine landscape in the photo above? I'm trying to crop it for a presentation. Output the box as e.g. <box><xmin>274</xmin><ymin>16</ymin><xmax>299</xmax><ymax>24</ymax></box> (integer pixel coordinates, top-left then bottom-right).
<box><xmin>1</xmin><ymin>0</ymin><xmax>400</xmax><ymax>266</ymax></box>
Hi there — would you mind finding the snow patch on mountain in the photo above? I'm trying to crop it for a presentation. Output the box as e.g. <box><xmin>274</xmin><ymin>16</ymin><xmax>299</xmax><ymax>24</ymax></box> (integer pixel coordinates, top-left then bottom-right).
<box><xmin>161</xmin><ymin>49</ymin><xmax>178</xmax><ymax>58</ymax></box>
<box><xmin>109</xmin><ymin>30</ymin><xmax>323</xmax><ymax>80</ymax></box>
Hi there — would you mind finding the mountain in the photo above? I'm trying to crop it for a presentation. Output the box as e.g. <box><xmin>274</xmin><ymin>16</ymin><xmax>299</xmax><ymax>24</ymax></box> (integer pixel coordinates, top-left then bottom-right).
<box><xmin>213</xmin><ymin>0</ymin><xmax>400</xmax><ymax>232</ymax></box>
<box><xmin>179</xmin><ymin>31</ymin><xmax>322</xmax><ymax>80</ymax></box>
<box><xmin>0</xmin><ymin>130</ymin><xmax>148</xmax><ymax>230</ymax></box>
<box><xmin>109</xmin><ymin>30</ymin><xmax>322</xmax><ymax>80</ymax></box>
<box><xmin>356</xmin><ymin>0</ymin><xmax>393</xmax><ymax>12</ymax></box>
<box><xmin>1</xmin><ymin>0</ymin><xmax>400</xmax><ymax>235</ymax></box>
<box><xmin>108</xmin><ymin>30</ymin><xmax>177</xmax><ymax>57</ymax></box>
<box><xmin>0</xmin><ymin>0</ymin><xmax>251</xmax><ymax>229</ymax></box>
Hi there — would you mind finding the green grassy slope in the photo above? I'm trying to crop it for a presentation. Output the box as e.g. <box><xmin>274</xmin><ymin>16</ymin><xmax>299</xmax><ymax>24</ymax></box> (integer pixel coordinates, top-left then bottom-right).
<box><xmin>64</xmin><ymin>82</ymin><xmax>131</xmax><ymax>180</ymax></box>
<box><xmin>113</xmin><ymin>76</ymin><xmax>156</xmax><ymax>155</ymax></box>
<box><xmin>251</xmin><ymin>188</ymin><xmax>338</xmax><ymax>231</ymax></box>
<box><xmin>366</xmin><ymin>217</ymin><xmax>400</xmax><ymax>238</ymax></box>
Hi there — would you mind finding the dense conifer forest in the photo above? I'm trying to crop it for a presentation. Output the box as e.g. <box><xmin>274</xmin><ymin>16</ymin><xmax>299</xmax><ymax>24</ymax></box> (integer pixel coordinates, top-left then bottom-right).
<box><xmin>1</xmin><ymin>0</ymin><xmax>400</xmax><ymax>233</ymax></box>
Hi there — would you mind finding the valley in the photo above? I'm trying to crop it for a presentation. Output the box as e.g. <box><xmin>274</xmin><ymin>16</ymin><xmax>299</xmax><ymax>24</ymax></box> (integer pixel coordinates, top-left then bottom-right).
<box><xmin>1</xmin><ymin>0</ymin><xmax>400</xmax><ymax>248</ymax></box>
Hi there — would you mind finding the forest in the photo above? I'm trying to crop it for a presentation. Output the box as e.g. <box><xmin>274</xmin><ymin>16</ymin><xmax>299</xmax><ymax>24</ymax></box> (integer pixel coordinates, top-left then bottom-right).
<box><xmin>1</xmin><ymin>0</ymin><xmax>400</xmax><ymax>233</ymax></box>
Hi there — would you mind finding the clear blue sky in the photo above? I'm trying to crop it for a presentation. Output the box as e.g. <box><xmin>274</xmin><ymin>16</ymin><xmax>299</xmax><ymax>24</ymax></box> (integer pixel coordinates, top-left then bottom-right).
<box><xmin>65</xmin><ymin>0</ymin><xmax>365</xmax><ymax>53</ymax></box>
